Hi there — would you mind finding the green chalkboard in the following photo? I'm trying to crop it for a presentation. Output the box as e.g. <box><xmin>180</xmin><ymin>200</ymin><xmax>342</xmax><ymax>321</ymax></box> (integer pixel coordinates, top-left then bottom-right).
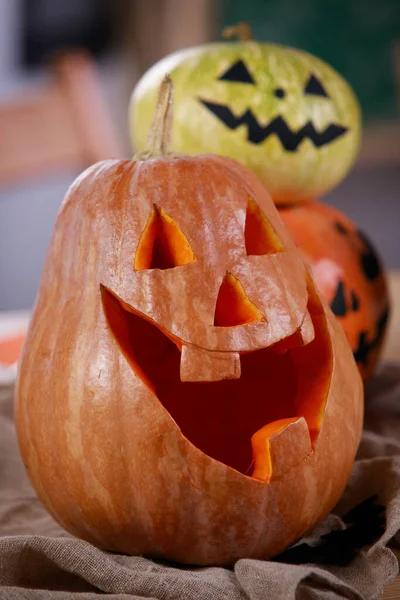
<box><xmin>221</xmin><ymin>0</ymin><xmax>400</xmax><ymax>122</ymax></box>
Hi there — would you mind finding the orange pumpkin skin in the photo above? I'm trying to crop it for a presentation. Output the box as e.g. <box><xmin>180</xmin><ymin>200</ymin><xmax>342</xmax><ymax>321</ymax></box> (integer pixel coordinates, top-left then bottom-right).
<box><xmin>279</xmin><ymin>202</ymin><xmax>390</xmax><ymax>381</ymax></box>
<box><xmin>15</xmin><ymin>155</ymin><xmax>363</xmax><ymax>566</ymax></box>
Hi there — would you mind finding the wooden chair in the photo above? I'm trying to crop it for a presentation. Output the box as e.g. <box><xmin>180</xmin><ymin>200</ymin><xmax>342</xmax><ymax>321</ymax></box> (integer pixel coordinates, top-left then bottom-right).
<box><xmin>0</xmin><ymin>51</ymin><xmax>124</xmax><ymax>184</ymax></box>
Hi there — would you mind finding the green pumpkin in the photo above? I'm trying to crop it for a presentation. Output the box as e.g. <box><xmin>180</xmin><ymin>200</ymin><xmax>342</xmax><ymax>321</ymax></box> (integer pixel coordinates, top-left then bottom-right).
<box><xmin>130</xmin><ymin>36</ymin><xmax>361</xmax><ymax>204</ymax></box>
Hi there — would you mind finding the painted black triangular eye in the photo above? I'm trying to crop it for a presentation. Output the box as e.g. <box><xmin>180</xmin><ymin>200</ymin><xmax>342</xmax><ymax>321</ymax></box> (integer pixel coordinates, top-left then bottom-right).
<box><xmin>219</xmin><ymin>60</ymin><xmax>255</xmax><ymax>84</ymax></box>
<box><xmin>304</xmin><ymin>74</ymin><xmax>329</xmax><ymax>97</ymax></box>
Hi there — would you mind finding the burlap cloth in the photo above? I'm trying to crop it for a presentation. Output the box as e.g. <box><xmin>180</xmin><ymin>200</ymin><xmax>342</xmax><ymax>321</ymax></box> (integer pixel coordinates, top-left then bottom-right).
<box><xmin>1</xmin><ymin>365</ymin><xmax>400</xmax><ymax>600</ymax></box>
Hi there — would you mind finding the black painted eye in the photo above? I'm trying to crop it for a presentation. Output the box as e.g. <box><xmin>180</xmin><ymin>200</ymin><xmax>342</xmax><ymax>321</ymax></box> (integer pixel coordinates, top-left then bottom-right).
<box><xmin>304</xmin><ymin>74</ymin><xmax>329</xmax><ymax>98</ymax></box>
<box><xmin>219</xmin><ymin>60</ymin><xmax>255</xmax><ymax>84</ymax></box>
<box><xmin>274</xmin><ymin>88</ymin><xmax>285</xmax><ymax>99</ymax></box>
<box><xmin>334</xmin><ymin>221</ymin><xmax>349</xmax><ymax>235</ymax></box>
<box><xmin>357</xmin><ymin>229</ymin><xmax>382</xmax><ymax>281</ymax></box>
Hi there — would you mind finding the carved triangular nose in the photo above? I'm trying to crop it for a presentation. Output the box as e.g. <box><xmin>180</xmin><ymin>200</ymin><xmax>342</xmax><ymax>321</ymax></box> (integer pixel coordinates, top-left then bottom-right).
<box><xmin>214</xmin><ymin>272</ymin><xmax>265</xmax><ymax>327</ymax></box>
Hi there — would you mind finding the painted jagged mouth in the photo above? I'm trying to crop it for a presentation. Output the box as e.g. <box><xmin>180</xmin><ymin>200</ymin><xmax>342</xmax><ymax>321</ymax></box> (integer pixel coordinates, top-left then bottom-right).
<box><xmin>101</xmin><ymin>281</ymin><xmax>332</xmax><ymax>481</ymax></box>
<box><xmin>199</xmin><ymin>99</ymin><xmax>348</xmax><ymax>150</ymax></box>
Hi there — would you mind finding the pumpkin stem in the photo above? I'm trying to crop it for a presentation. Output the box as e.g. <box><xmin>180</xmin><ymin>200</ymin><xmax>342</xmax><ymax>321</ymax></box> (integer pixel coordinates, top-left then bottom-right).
<box><xmin>147</xmin><ymin>74</ymin><xmax>173</xmax><ymax>155</ymax></box>
<box><xmin>136</xmin><ymin>75</ymin><xmax>174</xmax><ymax>160</ymax></box>
<box><xmin>222</xmin><ymin>23</ymin><xmax>253</xmax><ymax>41</ymax></box>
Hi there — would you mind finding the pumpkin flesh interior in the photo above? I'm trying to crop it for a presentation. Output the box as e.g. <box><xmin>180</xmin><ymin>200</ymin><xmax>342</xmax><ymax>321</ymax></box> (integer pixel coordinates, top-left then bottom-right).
<box><xmin>101</xmin><ymin>283</ymin><xmax>331</xmax><ymax>480</ymax></box>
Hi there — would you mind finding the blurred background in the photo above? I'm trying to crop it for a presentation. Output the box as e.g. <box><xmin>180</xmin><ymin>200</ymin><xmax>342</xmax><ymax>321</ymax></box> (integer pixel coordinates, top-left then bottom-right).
<box><xmin>0</xmin><ymin>0</ymin><xmax>399</xmax><ymax>311</ymax></box>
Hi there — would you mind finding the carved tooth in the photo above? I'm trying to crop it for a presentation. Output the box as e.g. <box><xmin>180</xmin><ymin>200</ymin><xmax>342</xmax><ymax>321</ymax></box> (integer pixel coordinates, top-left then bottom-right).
<box><xmin>180</xmin><ymin>345</ymin><xmax>241</xmax><ymax>382</ymax></box>
<box><xmin>299</xmin><ymin>310</ymin><xmax>315</xmax><ymax>346</ymax></box>
<box><xmin>252</xmin><ymin>417</ymin><xmax>312</xmax><ymax>483</ymax></box>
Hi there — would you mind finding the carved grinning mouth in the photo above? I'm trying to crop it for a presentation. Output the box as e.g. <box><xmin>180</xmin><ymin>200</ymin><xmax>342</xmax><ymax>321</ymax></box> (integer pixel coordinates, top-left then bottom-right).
<box><xmin>199</xmin><ymin>99</ymin><xmax>348</xmax><ymax>150</ymax></box>
<box><xmin>101</xmin><ymin>281</ymin><xmax>332</xmax><ymax>480</ymax></box>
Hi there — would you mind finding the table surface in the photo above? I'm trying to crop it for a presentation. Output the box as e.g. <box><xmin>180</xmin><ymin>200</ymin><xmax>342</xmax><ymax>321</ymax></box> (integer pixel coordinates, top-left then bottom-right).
<box><xmin>1</xmin><ymin>274</ymin><xmax>399</xmax><ymax>598</ymax></box>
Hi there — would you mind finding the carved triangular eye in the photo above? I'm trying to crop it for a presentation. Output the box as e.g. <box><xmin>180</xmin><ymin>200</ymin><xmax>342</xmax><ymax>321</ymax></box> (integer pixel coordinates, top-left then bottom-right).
<box><xmin>219</xmin><ymin>60</ymin><xmax>255</xmax><ymax>84</ymax></box>
<box><xmin>245</xmin><ymin>197</ymin><xmax>285</xmax><ymax>255</ymax></box>
<box><xmin>134</xmin><ymin>205</ymin><xmax>196</xmax><ymax>271</ymax></box>
<box><xmin>304</xmin><ymin>74</ymin><xmax>329</xmax><ymax>97</ymax></box>
<box><xmin>214</xmin><ymin>272</ymin><xmax>265</xmax><ymax>327</ymax></box>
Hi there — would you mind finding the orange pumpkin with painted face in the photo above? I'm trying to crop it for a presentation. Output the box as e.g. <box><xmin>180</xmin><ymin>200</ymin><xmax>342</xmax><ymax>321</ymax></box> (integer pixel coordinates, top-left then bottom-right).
<box><xmin>280</xmin><ymin>202</ymin><xmax>390</xmax><ymax>381</ymax></box>
<box><xmin>15</xmin><ymin>79</ymin><xmax>363</xmax><ymax>566</ymax></box>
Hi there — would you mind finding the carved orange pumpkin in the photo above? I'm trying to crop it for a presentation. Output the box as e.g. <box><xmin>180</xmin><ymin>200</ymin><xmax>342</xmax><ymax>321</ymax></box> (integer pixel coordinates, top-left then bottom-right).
<box><xmin>15</xmin><ymin>80</ymin><xmax>363</xmax><ymax>566</ymax></box>
<box><xmin>280</xmin><ymin>202</ymin><xmax>390</xmax><ymax>381</ymax></box>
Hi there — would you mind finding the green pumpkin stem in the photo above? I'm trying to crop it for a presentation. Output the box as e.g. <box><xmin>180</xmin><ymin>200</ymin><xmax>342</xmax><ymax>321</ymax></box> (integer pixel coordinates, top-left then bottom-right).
<box><xmin>222</xmin><ymin>23</ymin><xmax>253</xmax><ymax>41</ymax></box>
<box><xmin>136</xmin><ymin>75</ymin><xmax>174</xmax><ymax>160</ymax></box>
